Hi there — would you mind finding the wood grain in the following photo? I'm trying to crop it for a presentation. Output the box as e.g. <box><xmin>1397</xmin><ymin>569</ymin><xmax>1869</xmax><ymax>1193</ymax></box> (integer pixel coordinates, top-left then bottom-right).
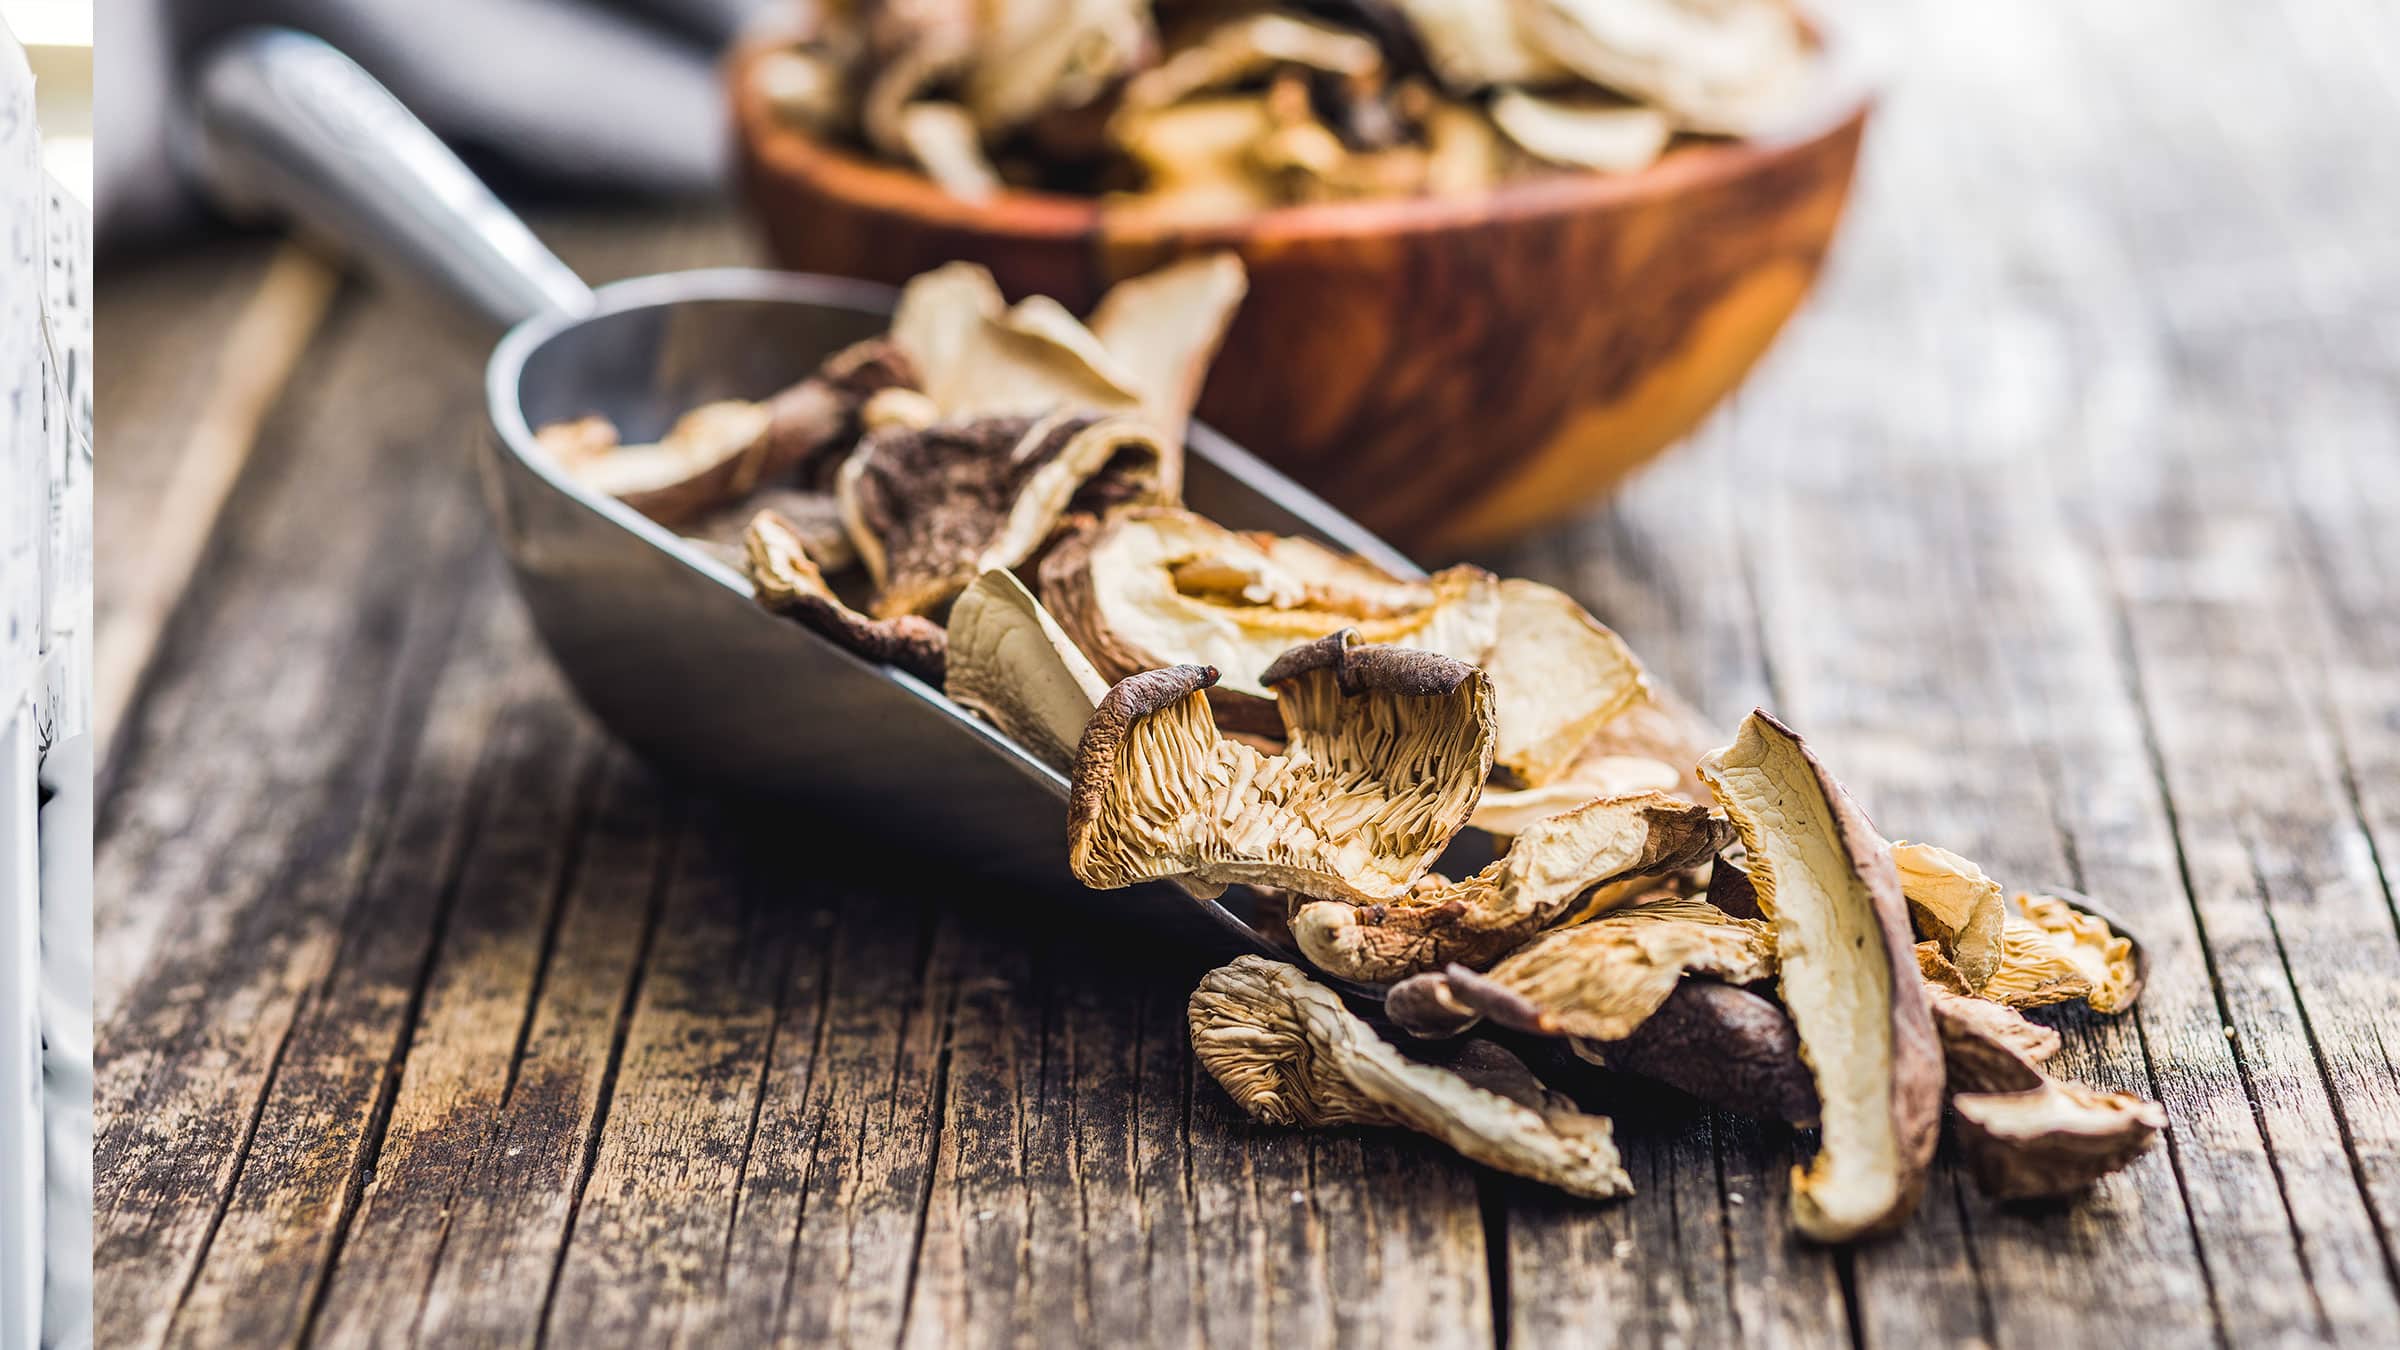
<box><xmin>93</xmin><ymin>1</ymin><xmax>2400</xmax><ymax>1344</ymax></box>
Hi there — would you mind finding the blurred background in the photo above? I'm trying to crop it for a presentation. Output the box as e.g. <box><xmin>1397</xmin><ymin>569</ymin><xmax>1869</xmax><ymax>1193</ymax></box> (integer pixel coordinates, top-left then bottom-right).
<box><xmin>1</xmin><ymin>0</ymin><xmax>87</xmax><ymax>203</ymax></box>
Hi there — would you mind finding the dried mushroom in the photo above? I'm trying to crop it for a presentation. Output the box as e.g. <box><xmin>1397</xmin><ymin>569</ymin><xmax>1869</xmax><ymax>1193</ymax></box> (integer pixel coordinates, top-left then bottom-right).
<box><xmin>1067</xmin><ymin>632</ymin><xmax>1494</xmax><ymax>902</ymax></box>
<box><xmin>1290</xmin><ymin>793</ymin><xmax>1734</xmax><ymax>982</ymax></box>
<box><xmin>1925</xmin><ymin>986</ymin><xmax>2165</xmax><ymax>1199</ymax></box>
<box><xmin>943</xmin><ymin>569</ymin><xmax>1111</xmax><ymax>773</ymax></box>
<box><xmin>839</xmin><ymin>411</ymin><xmax>1178</xmax><ymax>617</ymax></box>
<box><xmin>744</xmin><ymin>509</ymin><xmax>946</xmax><ymax>685</ymax></box>
<box><xmin>1190</xmin><ymin>956</ymin><xmax>1631</xmax><ymax>1198</ymax></box>
<box><xmin>1479</xmin><ymin>579</ymin><xmax>1649</xmax><ymax>788</ymax></box>
<box><xmin>1515</xmin><ymin>0</ymin><xmax>1810</xmax><ymax>136</ymax></box>
<box><xmin>1470</xmin><ymin>753</ymin><xmax>1680</xmax><ymax>836</ymax></box>
<box><xmin>1383</xmin><ymin>894</ymin><xmax>1772</xmax><ymax>1040</ymax></box>
<box><xmin>1041</xmin><ymin>507</ymin><xmax>1499</xmax><ymax>726</ymax></box>
<box><xmin>1574</xmin><ymin>979</ymin><xmax>1820</xmax><ymax>1126</ymax></box>
<box><xmin>1083</xmin><ymin>253</ymin><xmax>1250</xmax><ymax>445</ymax></box>
<box><xmin>1980</xmin><ymin>891</ymin><xmax>2147</xmax><ymax>1015</ymax></box>
<box><xmin>1696</xmin><ymin>711</ymin><xmax>1943</xmax><ymax>1242</ymax></box>
<box><xmin>1487</xmin><ymin>89</ymin><xmax>1671</xmax><ymax>173</ymax></box>
<box><xmin>1890</xmin><ymin>841</ymin><xmax>2007</xmax><ymax>993</ymax></box>
<box><xmin>1118</xmin><ymin>13</ymin><xmax>1384</xmax><ymax>116</ymax></box>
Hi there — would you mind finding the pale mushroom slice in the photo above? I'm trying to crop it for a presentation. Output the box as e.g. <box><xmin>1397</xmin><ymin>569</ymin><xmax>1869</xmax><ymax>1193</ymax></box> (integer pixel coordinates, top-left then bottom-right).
<box><xmin>961</xmin><ymin>0</ymin><xmax>1153</xmax><ymax>135</ymax></box>
<box><xmin>1924</xmin><ymin>985</ymin><xmax>2166</xmax><ymax>1200</ymax></box>
<box><xmin>1290</xmin><ymin>794</ymin><xmax>1735</xmax><ymax>982</ymax></box>
<box><xmin>1107</xmin><ymin>97</ymin><xmax>1286</xmax><ymax>226</ymax></box>
<box><xmin>1040</xmin><ymin>506</ymin><xmax>1500</xmax><ymax>729</ymax></box>
<box><xmin>1696</xmin><ymin>711</ymin><xmax>1943</xmax><ymax>1243</ymax></box>
<box><xmin>1118</xmin><ymin>13</ymin><xmax>1384</xmax><ymax>115</ymax></box>
<box><xmin>1513</xmin><ymin>0</ymin><xmax>1812</xmax><ymax>137</ymax></box>
<box><xmin>535</xmin><ymin>336</ymin><xmax>918</xmax><ymax>522</ymax></box>
<box><xmin>1487</xmin><ymin>89</ymin><xmax>1672</xmax><ymax>174</ymax></box>
<box><xmin>1480</xmin><ymin>580</ymin><xmax>1651</xmax><ymax>789</ymax></box>
<box><xmin>1470</xmin><ymin>754</ymin><xmax>1680</xmax><ymax>836</ymax></box>
<box><xmin>744</xmin><ymin>510</ymin><xmax>946</xmax><ymax>685</ymax></box>
<box><xmin>1571</xmin><ymin>979</ymin><xmax>1820</xmax><ymax>1126</ymax></box>
<box><xmin>1067</xmin><ymin>632</ymin><xmax>1495</xmax><ymax>902</ymax></box>
<box><xmin>943</xmin><ymin>569</ymin><xmax>1111</xmax><ymax>774</ymax></box>
<box><xmin>839</xmin><ymin>410</ymin><xmax>1178</xmax><ymax>618</ymax></box>
<box><xmin>895</xmin><ymin>100</ymin><xmax>1002</xmax><ymax>199</ymax></box>
<box><xmin>1380</xmin><ymin>893</ymin><xmax>1772</xmax><ymax>1038</ymax></box>
<box><xmin>1084</xmin><ymin>253</ymin><xmax>1249</xmax><ymax>446</ymax></box>
<box><xmin>1979</xmin><ymin>892</ymin><xmax>2147</xmax><ymax>1014</ymax></box>
<box><xmin>1890</xmin><ymin>841</ymin><xmax>2008</xmax><ymax>993</ymax></box>
<box><xmin>1423</xmin><ymin>96</ymin><xmax>1513</xmax><ymax>196</ymax></box>
<box><xmin>1390</xmin><ymin>0</ymin><xmax>1566</xmax><ymax>91</ymax></box>
<box><xmin>1190</xmin><ymin>956</ymin><xmax>1631</xmax><ymax>1199</ymax></box>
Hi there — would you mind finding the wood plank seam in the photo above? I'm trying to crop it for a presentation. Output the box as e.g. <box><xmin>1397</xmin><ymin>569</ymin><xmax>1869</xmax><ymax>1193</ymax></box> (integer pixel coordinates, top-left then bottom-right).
<box><xmin>533</xmin><ymin>799</ymin><xmax>685</xmax><ymax>1348</ymax></box>
<box><xmin>766</xmin><ymin>931</ymin><xmax>844</xmax><ymax>1332</ymax></box>
<box><xmin>720</xmin><ymin>937</ymin><xmax>802</xmax><ymax>1283</ymax></box>
<box><xmin>886</xmin><ymin>917</ymin><xmax>962</xmax><ymax>1347</ymax></box>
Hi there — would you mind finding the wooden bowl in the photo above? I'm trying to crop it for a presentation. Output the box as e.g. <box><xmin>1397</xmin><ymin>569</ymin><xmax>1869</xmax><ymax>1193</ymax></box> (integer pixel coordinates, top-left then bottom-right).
<box><xmin>730</xmin><ymin>41</ymin><xmax>1872</xmax><ymax>553</ymax></box>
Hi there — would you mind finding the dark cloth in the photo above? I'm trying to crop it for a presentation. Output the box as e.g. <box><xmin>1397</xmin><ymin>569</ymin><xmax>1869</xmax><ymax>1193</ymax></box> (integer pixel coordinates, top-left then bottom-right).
<box><xmin>98</xmin><ymin>0</ymin><xmax>778</xmax><ymax>251</ymax></box>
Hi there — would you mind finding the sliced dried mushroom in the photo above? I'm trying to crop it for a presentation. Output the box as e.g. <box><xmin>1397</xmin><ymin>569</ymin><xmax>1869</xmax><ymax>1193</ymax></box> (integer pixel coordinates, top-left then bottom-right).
<box><xmin>1953</xmin><ymin>1083</ymin><xmax>2168</xmax><ymax>1202</ymax></box>
<box><xmin>1290</xmin><ymin>794</ymin><xmax>1735</xmax><ymax>982</ymax></box>
<box><xmin>840</xmin><ymin>411</ymin><xmax>1178</xmax><ymax>618</ymax></box>
<box><xmin>943</xmin><ymin>569</ymin><xmax>1110</xmax><ymax>774</ymax></box>
<box><xmin>1516</xmin><ymin>0</ymin><xmax>1811</xmax><ymax>136</ymax></box>
<box><xmin>1084</xmin><ymin>253</ymin><xmax>1250</xmax><ymax>445</ymax></box>
<box><xmin>687</xmin><ymin>487</ymin><xmax>856</xmax><ymax>574</ymax></box>
<box><xmin>1479</xmin><ymin>579</ymin><xmax>1650</xmax><ymax>788</ymax></box>
<box><xmin>960</xmin><ymin>0</ymin><xmax>1153</xmax><ymax>135</ymax></box>
<box><xmin>1925</xmin><ymin>986</ymin><xmax>2060</xmax><ymax>1094</ymax></box>
<box><xmin>1696</xmin><ymin>711</ymin><xmax>1943</xmax><ymax>1242</ymax></box>
<box><xmin>1705</xmin><ymin>852</ymin><xmax>1761</xmax><ymax>920</ymax></box>
<box><xmin>1190</xmin><ymin>956</ymin><xmax>1631</xmax><ymax>1199</ymax></box>
<box><xmin>1890</xmin><ymin>841</ymin><xmax>2007</xmax><ymax>993</ymax></box>
<box><xmin>1067</xmin><ymin>632</ymin><xmax>1494</xmax><ymax>902</ymax></box>
<box><xmin>895</xmin><ymin>100</ymin><xmax>1002</xmax><ymax>198</ymax></box>
<box><xmin>1389</xmin><ymin>0</ymin><xmax>1564</xmax><ymax>91</ymax></box>
<box><xmin>1040</xmin><ymin>506</ymin><xmax>1499</xmax><ymax>727</ymax></box>
<box><xmin>744</xmin><ymin>509</ymin><xmax>946</xmax><ymax>685</ymax></box>
<box><xmin>1470</xmin><ymin>754</ymin><xmax>1679</xmax><ymax>836</ymax></box>
<box><xmin>1487</xmin><ymin>89</ymin><xmax>1671</xmax><ymax>173</ymax></box>
<box><xmin>1383</xmin><ymin>894</ymin><xmax>1772</xmax><ymax>1040</ymax></box>
<box><xmin>1975</xmin><ymin>892</ymin><xmax>2146</xmax><ymax>1014</ymax></box>
<box><xmin>1573</xmin><ymin>979</ymin><xmax>1820</xmax><ymax>1126</ymax></box>
<box><xmin>1118</xmin><ymin>13</ymin><xmax>1384</xmax><ymax>115</ymax></box>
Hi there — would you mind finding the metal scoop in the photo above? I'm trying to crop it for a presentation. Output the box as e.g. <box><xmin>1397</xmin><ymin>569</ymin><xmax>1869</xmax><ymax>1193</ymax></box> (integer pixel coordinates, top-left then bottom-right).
<box><xmin>195</xmin><ymin>29</ymin><xmax>1426</xmax><ymax>962</ymax></box>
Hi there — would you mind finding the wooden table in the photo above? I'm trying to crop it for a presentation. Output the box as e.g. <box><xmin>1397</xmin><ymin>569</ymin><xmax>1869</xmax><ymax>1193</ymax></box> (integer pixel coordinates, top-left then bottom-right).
<box><xmin>95</xmin><ymin>1</ymin><xmax>2400</xmax><ymax>1344</ymax></box>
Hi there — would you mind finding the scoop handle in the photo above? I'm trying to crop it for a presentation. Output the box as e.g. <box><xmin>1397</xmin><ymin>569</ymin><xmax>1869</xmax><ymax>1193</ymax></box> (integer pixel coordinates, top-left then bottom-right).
<box><xmin>192</xmin><ymin>27</ymin><xmax>596</xmax><ymax>332</ymax></box>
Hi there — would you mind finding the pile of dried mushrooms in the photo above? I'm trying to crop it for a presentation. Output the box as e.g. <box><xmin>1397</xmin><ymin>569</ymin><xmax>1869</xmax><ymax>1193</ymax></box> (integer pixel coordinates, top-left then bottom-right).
<box><xmin>754</xmin><ymin>0</ymin><xmax>1818</xmax><ymax>215</ymax></box>
<box><xmin>535</xmin><ymin>253</ymin><xmax>2165</xmax><ymax>1244</ymax></box>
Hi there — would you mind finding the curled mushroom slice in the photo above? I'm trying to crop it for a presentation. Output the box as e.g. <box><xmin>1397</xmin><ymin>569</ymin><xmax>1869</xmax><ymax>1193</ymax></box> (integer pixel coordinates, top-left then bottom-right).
<box><xmin>1119</xmin><ymin>13</ymin><xmax>1384</xmax><ymax>115</ymax></box>
<box><xmin>1041</xmin><ymin>507</ymin><xmax>1499</xmax><ymax>728</ymax></box>
<box><xmin>1470</xmin><ymin>754</ymin><xmax>1679</xmax><ymax>836</ymax></box>
<box><xmin>1191</xmin><ymin>957</ymin><xmax>1631</xmax><ymax>1199</ymax></box>
<box><xmin>1925</xmin><ymin>987</ymin><xmax>2060</xmax><ymax>1094</ymax></box>
<box><xmin>895</xmin><ymin>101</ymin><xmax>1002</xmax><ymax>199</ymax></box>
<box><xmin>1290</xmin><ymin>793</ymin><xmax>1735</xmax><ymax>982</ymax></box>
<box><xmin>1890</xmin><ymin>841</ymin><xmax>2007</xmax><ymax>993</ymax></box>
<box><xmin>961</xmin><ymin>0</ymin><xmax>1153</xmax><ymax>135</ymax></box>
<box><xmin>1067</xmin><ymin>633</ymin><xmax>1494</xmax><ymax>902</ymax></box>
<box><xmin>1573</xmin><ymin>980</ymin><xmax>1820</xmax><ymax>1126</ymax></box>
<box><xmin>1980</xmin><ymin>892</ymin><xmax>2147</xmax><ymax>1014</ymax></box>
<box><xmin>1953</xmin><ymin>1082</ymin><xmax>2168</xmax><ymax>1201</ymax></box>
<box><xmin>1697</xmin><ymin>711</ymin><xmax>1942</xmax><ymax>1243</ymax></box>
<box><xmin>1480</xmin><ymin>580</ymin><xmax>1649</xmax><ymax>787</ymax></box>
<box><xmin>1516</xmin><ymin>0</ymin><xmax>1812</xmax><ymax>137</ymax></box>
<box><xmin>744</xmin><ymin>510</ymin><xmax>946</xmax><ymax>685</ymax></box>
<box><xmin>1389</xmin><ymin>0</ymin><xmax>1564</xmax><ymax>91</ymax></box>
<box><xmin>840</xmin><ymin>411</ymin><xmax>1177</xmax><ymax>617</ymax></box>
<box><xmin>1085</xmin><ymin>253</ymin><xmax>1249</xmax><ymax>445</ymax></box>
<box><xmin>1383</xmin><ymin>894</ymin><xmax>1772</xmax><ymax>1041</ymax></box>
<box><xmin>1487</xmin><ymin>89</ymin><xmax>1671</xmax><ymax>174</ymax></box>
<box><xmin>943</xmin><ymin>569</ymin><xmax>1110</xmax><ymax>774</ymax></box>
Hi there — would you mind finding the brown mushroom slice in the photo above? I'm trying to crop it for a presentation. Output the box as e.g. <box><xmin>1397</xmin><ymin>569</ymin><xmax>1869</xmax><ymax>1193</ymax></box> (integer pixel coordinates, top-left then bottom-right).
<box><xmin>1190</xmin><ymin>956</ymin><xmax>1631</xmax><ymax>1199</ymax></box>
<box><xmin>1290</xmin><ymin>794</ymin><xmax>1734</xmax><ymax>982</ymax></box>
<box><xmin>943</xmin><ymin>569</ymin><xmax>1110</xmax><ymax>774</ymax></box>
<box><xmin>1067</xmin><ymin>634</ymin><xmax>1495</xmax><ymax>902</ymax></box>
<box><xmin>687</xmin><ymin>487</ymin><xmax>856</xmax><ymax>574</ymax></box>
<box><xmin>1953</xmin><ymin>1083</ymin><xmax>2168</xmax><ymax>1201</ymax></box>
<box><xmin>1084</xmin><ymin>252</ymin><xmax>1249</xmax><ymax>445</ymax></box>
<box><xmin>1706</xmin><ymin>853</ymin><xmax>1761</xmax><ymax>920</ymax></box>
<box><xmin>1487</xmin><ymin>89</ymin><xmax>1671</xmax><ymax>174</ymax></box>
<box><xmin>1425</xmin><ymin>895</ymin><xmax>1773</xmax><ymax>1041</ymax></box>
<box><xmin>743</xmin><ymin>510</ymin><xmax>946</xmax><ymax>685</ymax></box>
<box><xmin>1119</xmin><ymin>13</ymin><xmax>1384</xmax><ymax>114</ymax></box>
<box><xmin>1573</xmin><ymin>980</ymin><xmax>1820</xmax><ymax>1127</ymax></box>
<box><xmin>1696</xmin><ymin>711</ymin><xmax>1942</xmax><ymax>1242</ymax></box>
<box><xmin>1470</xmin><ymin>753</ymin><xmax>1680</xmax><ymax>836</ymax></box>
<box><xmin>1925</xmin><ymin>986</ymin><xmax>2060</xmax><ymax>1094</ymax></box>
<box><xmin>1890</xmin><ymin>841</ymin><xmax>2007</xmax><ymax>993</ymax></box>
<box><xmin>1979</xmin><ymin>893</ymin><xmax>2146</xmax><ymax>1014</ymax></box>
<box><xmin>840</xmin><ymin>411</ymin><xmax>1177</xmax><ymax>618</ymax></box>
<box><xmin>1516</xmin><ymin>0</ymin><xmax>1812</xmax><ymax>137</ymax></box>
<box><xmin>1041</xmin><ymin>507</ymin><xmax>1499</xmax><ymax>724</ymax></box>
<box><xmin>1480</xmin><ymin>580</ymin><xmax>1651</xmax><ymax>788</ymax></box>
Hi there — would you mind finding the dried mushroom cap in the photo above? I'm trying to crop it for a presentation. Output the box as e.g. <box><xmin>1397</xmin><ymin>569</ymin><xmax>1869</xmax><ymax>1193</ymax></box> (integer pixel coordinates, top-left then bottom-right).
<box><xmin>1471</xmin><ymin>754</ymin><xmax>1679</xmax><ymax>836</ymax></box>
<box><xmin>1575</xmin><ymin>980</ymin><xmax>1820</xmax><ymax>1127</ymax></box>
<box><xmin>1487</xmin><ymin>90</ymin><xmax>1672</xmax><ymax>174</ymax></box>
<box><xmin>1696</xmin><ymin>711</ymin><xmax>1943</xmax><ymax>1242</ymax></box>
<box><xmin>1926</xmin><ymin>987</ymin><xmax>2060</xmax><ymax>1095</ymax></box>
<box><xmin>1517</xmin><ymin>0</ymin><xmax>1811</xmax><ymax>136</ymax></box>
<box><xmin>1119</xmin><ymin>13</ymin><xmax>1384</xmax><ymax>115</ymax></box>
<box><xmin>1190</xmin><ymin>957</ymin><xmax>1631</xmax><ymax>1199</ymax></box>
<box><xmin>1289</xmin><ymin>793</ymin><xmax>1735</xmax><ymax>982</ymax></box>
<box><xmin>1480</xmin><ymin>580</ymin><xmax>1649</xmax><ymax>788</ymax></box>
<box><xmin>744</xmin><ymin>510</ymin><xmax>946</xmax><ymax>685</ymax></box>
<box><xmin>1040</xmin><ymin>507</ymin><xmax>1499</xmax><ymax>723</ymax></box>
<box><xmin>839</xmin><ymin>411</ymin><xmax>1177</xmax><ymax>618</ymax></box>
<box><xmin>1066</xmin><ymin>634</ymin><xmax>1495</xmax><ymax>902</ymax></box>
<box><xmin>1890</xmin><ymin>841</ymin><xmax>2007</xmax><ymax>993</ymax></box>
<box><xmin>943</xmin><ymin>569</ymin><xmax>1111</xmax><ymax>774</ymax></box>
<box><xmin>1953</xmin><ymin>1082</ymin><xmax>2167</xmax><ymax>1201</ymax></box>
<box><xmin>1418</xmin><ymin>894</ymin><xmax>1773</xmax><ymax>1042</ymax></box>
<box><xmin>1981</xmin><ymin>891</ymin><xmax>2147</xmax><ymax>1015</ymax></box>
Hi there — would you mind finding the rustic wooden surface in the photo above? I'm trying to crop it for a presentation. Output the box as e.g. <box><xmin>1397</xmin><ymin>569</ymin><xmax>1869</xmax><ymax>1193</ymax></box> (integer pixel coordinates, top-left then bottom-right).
<box><xmin>94</xmin><ymin>0</ymin><xmax>2400</xmax><ymax>1344</ymax></box>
